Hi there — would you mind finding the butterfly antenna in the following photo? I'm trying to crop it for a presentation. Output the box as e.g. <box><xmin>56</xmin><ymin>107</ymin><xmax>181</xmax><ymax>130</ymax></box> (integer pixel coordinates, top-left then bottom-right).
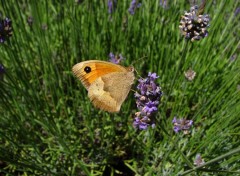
<box><xmin>130</xmin><ymin>55</ymin><xmax>147</xmax><ymax>79</ymax></box>
<box><xmin>131</xmin><ymin>55</ymin><xmax>148</xmax><ymax>66</ymax></box>
<box><xmin>134</xmin><ymin>69</ymin><xmax>144</xmax><ymax>79</ymax></box>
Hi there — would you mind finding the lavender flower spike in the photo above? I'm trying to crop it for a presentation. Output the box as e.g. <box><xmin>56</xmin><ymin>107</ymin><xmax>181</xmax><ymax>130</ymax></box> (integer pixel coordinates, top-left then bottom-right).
<box><xmin>128</xmin><ymin>0</ymin><xmax>141</xmax><ymax>15</ymax></box>
<box><xmin>108</xmin><ymin>0</ymin><xmax>117</xmax><ymax>14</ymax></box>
<box><xmin>235</xmin><ymin>7</ymin><xmax>240</xmax><ymax>16</ymax></box>
<box><xmin>179</xmin><ymin>4</ymin><xmax>210</xmax><ymax>42</ymax></box>
<box><xmin>133</xmin><ymin>72</ymin><xmax>162</xmax><ymax>130</ymax></box>
<box><xmin>0</xmin><ymin>17</ymin><xmax>13</xmax><ymax>43</ymax></box>
<box><xmin>159</xmin><ymin>0</ymin><xmax>167</xmax><ymax>8</ymax></box>
<box><xmin>194</xmin><ymin>154</ymin><xmax>205</xmax><ymax>166</ymax></box>
<box><xmin>172</xmin><ymin>117</ymin><xmax>193</xmax><ymax>134</ymax></box>
<box><xmin>109</xmin><ymin>52</ymin><xmax>125</xmax><ymax>64</ymax></box>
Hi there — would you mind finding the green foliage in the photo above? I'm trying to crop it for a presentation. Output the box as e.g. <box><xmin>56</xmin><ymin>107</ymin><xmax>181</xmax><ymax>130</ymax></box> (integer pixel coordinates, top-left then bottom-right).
<box><xmin>0</xmin><ymin>0</ymin><xmax>240</xmax><ymax>175</ymax></box>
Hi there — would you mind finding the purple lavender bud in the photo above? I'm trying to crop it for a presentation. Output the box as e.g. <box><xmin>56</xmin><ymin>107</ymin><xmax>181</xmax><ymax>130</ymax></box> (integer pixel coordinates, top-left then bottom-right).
<box><xmin>179</xmin><ymin>5</ymin><xmax>210</xmax><ymax>42</ymax></box>
<box><xmin>133</xmin><ymin>117</ymin><xmax>149</xmax><ymax>130</ymax></box>
<box><xmin>143</xmin><ymin>101</ymin><xmax>158</xmax><ymax>114</ymax></box>
<box><xmin>159</xmin><ymin>0</ymin><xmax>167</xmax><ymax>8</ymax></box>
<box><xmin>109</xmin><ymin>52</ymin><xmax>115</xmax><ymax>60</ymax></box>
<box><xmin>194</xmin><ymin>154</ymin><xmax>205</xmax><ymax>166</ymax></box>
<box><xmin>108</xmin><ymin>0</ymin><xmax>113</xmax><ymax>13</ymax></box>
<box><xmin>109</xmin><ymin>52</ymin><xmax>125</xmax><ymax>64</ymax></box>
<box><xmin>108</xmin><ymin>0</ymin><xmax>117</xmax><ymax>14</ymax></box>
<box><xmin>128</xmin><ymin>0</ymin><xmax>141</xmax><ymax>15</ymax></box>
<box><xmin>148</xmin><ymin>72</ymin><xmax>159</xmax><ymax>80</ymax></box>
<box><xmin>234</xmin><ymin>7</ymin><xmax>240</xmax><ymax>16</ymax></box>
<box><xmin>0</xmin><ymin>17</ymin><xmax>13</xmax><ymax>43</ymax></box>
<box><xmin>172</xmin><ymin>117</ymin><xmax>193</xmax><ymax>133</ymax></box>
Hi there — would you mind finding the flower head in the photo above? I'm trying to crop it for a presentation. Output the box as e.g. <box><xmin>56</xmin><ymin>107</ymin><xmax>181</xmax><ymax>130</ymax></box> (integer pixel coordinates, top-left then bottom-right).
<box><xmin>172</xmin><ymin>117</ymin><xmax>193</xmax><ymax>134</ymax></box>
<box><xmin>0</xmin><ymin>17</ymin><xmax>13</xmax><ymax>43</ymax></box>
<box><xmin>194</xmin><ymin>154</ymin><xmax>205</xmax><ymax>166</ymax></box>
<box><xmin>128</xmin><ymin>0</ymin><xmax>141</xmax><ymax>15</ymax></box>
<box><xmin>184</xmin><ymin>68</ymin><xmax>196</xmax><ymax>81</ymax></box>
<box><xmin>179</xmin><ymin>5</ymin><xmax>210</xmax><ymax>42</ymax></box>
<box><xmin>133</xmin><ymin>72</ymin><xmax>162</xmax><ymax>130</ymax></box>
<box><xmin>109</xmin><ymin>52</ymin><xmax>125</xmax><ymax>64</ymax></box>
<box><xmin>108</xmin><ymin>0</ymin><xmax>117</xmax><ymax>14</ymax></box>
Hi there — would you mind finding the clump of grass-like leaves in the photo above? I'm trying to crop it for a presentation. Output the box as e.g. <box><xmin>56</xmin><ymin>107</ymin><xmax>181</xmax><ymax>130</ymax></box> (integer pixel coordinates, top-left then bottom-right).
<box><xmin>0</xmin><ymin>0</ymin><xmax>240</xmax><ymax>175</ymax></box>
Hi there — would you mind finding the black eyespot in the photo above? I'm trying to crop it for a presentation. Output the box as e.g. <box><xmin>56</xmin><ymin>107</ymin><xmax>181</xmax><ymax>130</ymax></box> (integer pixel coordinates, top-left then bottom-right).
<box><xmin>84</xmin><ymin>66</ymin><xmax>91</xmax><ymax>73</ymax></box>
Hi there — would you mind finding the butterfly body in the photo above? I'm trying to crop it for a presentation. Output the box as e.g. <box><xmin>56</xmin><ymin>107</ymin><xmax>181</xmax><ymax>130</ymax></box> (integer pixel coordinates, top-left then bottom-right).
<box><xmin>72</xmin><ymin>60</ymin><xmax>135</xmax><ymax>112</ymax></box>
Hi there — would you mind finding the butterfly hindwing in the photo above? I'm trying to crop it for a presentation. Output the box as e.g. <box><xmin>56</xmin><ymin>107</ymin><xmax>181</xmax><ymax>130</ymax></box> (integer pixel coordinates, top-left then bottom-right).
<box><xmin>88</xmin><ymin>72</ymin><xmax>134</xmax><ymax>112</ymax></box>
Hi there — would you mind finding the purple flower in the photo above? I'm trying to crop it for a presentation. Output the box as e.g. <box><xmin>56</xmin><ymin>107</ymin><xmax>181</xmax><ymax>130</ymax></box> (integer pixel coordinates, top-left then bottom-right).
<box><xmin>0</xmin><ymin>17</ymin><xmax>13</xmax><ymax>43</ymax></box>
<box><xmin>159</xmin><ymin>0</ymin><xmax>167</xmax><ymax>8</ymax></box>
<box><xmin>234</xmin><ymin>7</ymin><xmax>240</xmax><ymax>16</ymax></box>
<box><xmin>148</xmin><ymin>72</ymin><xmax>159</xmax><ymax>80</ymax></box>
<box><xmin>108</xmin><ymin>0</ymin><xmax>117</xmax><ymax>14</ymax></box>
<box><xmin>133</xmin><ymin>117</ymin><xmax>149</xmax><ymax>130</ymax></box>
<box><xmin>136</xmin><ymin>73</ymin><xmax>160</xmax><ymax>98</ymax></box>
<box><xmin>133</xmin><ymin>72</ymin><xmax>162</xmax><ymax>130</ymax></box>
<box><xmin>143</xmin><ymin>101</ymin><xmax>158</xmax><ymax>114</ymax></box>
<box><xmin>128</xmin><ymin>0</ymin><xmax>141</xmax><ymax>15</ymax></box>
<box><xmin>172</xmin><ymin>117</ymin><xmax>193</xmax><ymax>133</ymax></box>
<box><xmin>179</xmin><ymin>5</ymin><xmax>210</xmax><ymax>42</ymax></box>
<box><xmin>109</xmin><ymin>52</ymin><xmax>125</xmax><ymax>64</ymax></box>
<box><xmin>194</xmin><ymin>154</ymin><xmax>205</xmax><ymax>166</ymax></box>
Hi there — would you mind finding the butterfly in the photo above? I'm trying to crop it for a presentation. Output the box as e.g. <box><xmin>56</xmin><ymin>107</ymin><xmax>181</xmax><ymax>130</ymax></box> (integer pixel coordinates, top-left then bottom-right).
<box><xmin>72</xmin><ymin>60</ymin><xmax>135</xmax><ymax>112</ymax></box>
